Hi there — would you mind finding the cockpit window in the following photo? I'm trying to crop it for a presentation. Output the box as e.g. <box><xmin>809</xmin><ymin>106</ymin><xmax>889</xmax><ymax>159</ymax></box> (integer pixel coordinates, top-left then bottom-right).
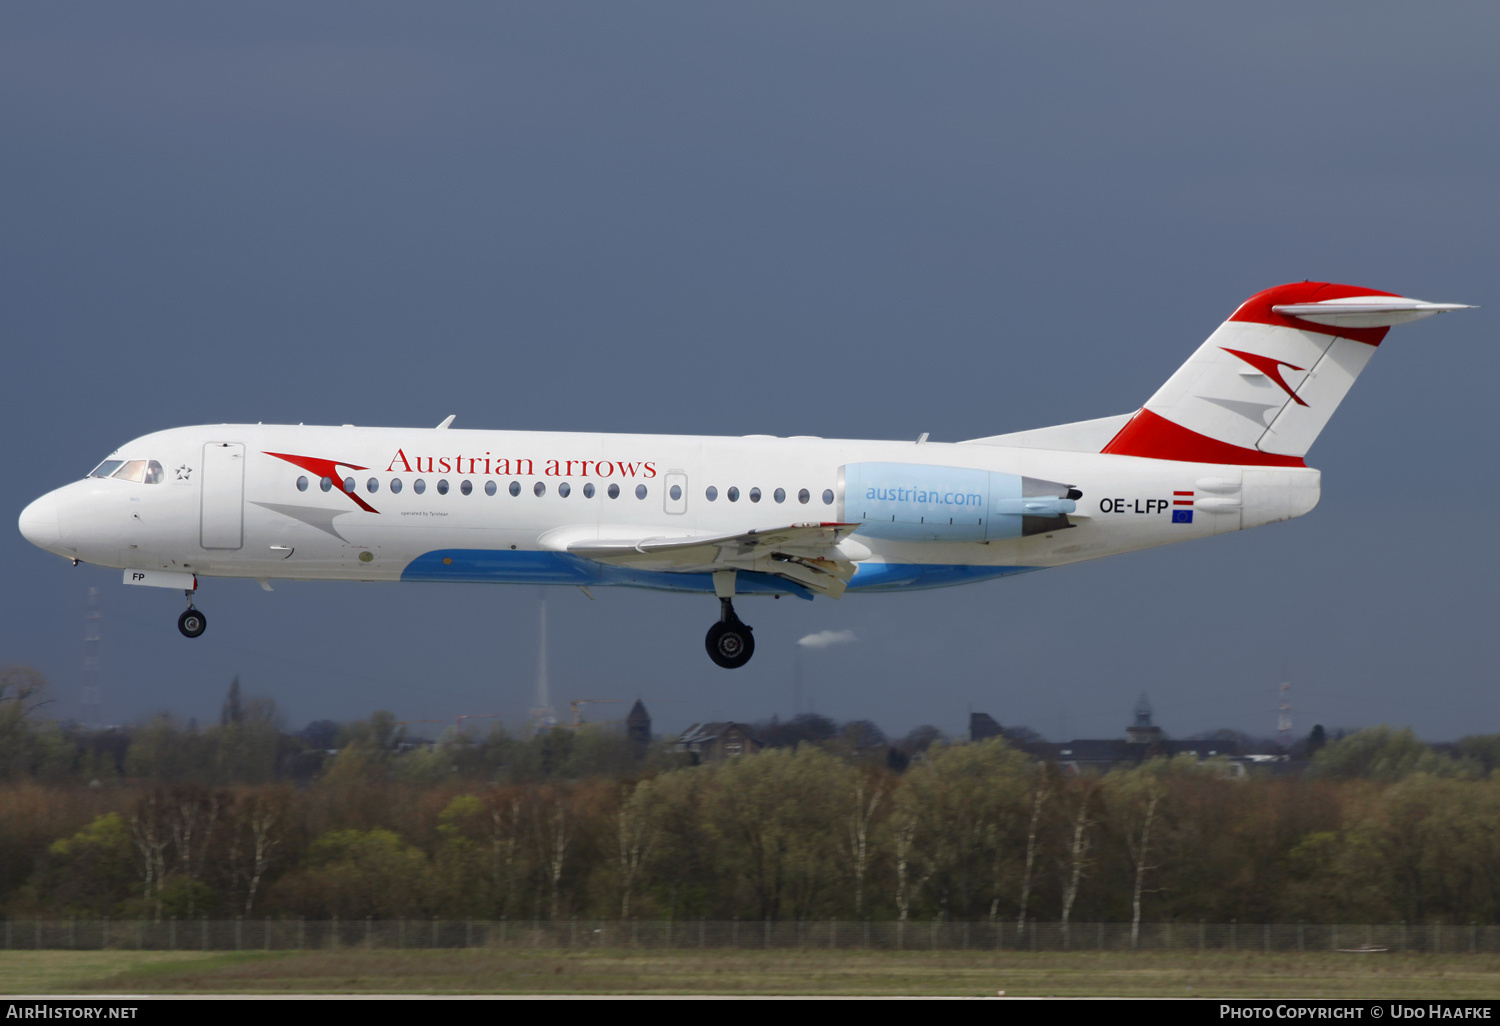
<box><xmin>95</xmin><ymin>460</ymin><xmax>165</xmax><ymax>483</ymax></box>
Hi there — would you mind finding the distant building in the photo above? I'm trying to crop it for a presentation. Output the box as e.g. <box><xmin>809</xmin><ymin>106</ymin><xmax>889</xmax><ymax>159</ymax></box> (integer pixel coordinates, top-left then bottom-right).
<box><xmin>626</xmin><ymin>700</ymin><xmax>651</xmax><ymax>757</ymax></box>
<box><xmin>1125</xmin><ymin>692</ymin><xmax>1163</xmax><ymax>745</ymax></box>
<box><xmin>969</xmin><ymin>695</ymin><xmax>1297</xmax><ymax>776</ymax></box>
<box><xmin>674</xmin><ymin>722</ymin><xmax>764</xmax><ymax>764</ymax></box>
<box><xmin>969</xmin><ymin>712</ymin><xmax>1004</xmax><ymax>742</ymax></box>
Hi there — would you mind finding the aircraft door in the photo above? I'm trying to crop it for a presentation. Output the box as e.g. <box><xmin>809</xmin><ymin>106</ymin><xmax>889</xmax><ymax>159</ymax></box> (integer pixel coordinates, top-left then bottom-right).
<box><xmin>200</xmin><ymin>442</ymin><xmax>245</xmax><ymax>550</ymax></box>
<box><xmin>663</xmin><ymin>471</ymin><xmax>688</xmax><ymax>515</ymax></box>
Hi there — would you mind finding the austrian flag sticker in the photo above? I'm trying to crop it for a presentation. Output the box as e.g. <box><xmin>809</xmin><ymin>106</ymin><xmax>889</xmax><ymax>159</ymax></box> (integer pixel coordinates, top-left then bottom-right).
<box><xmin>1172</xmin><ymin>491</ymin><xmax>1194</xmax><ymax>524</ymax></box>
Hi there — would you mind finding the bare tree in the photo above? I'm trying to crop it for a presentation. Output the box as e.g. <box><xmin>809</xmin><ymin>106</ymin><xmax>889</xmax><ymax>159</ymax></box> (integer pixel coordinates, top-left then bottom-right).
<box><xmin>242</xmin><ymin>790</ymin><xmax>284</xmax><ymax>914</ymax></box>
<box><xmin>0</xmin><ymin>665</ymin><xmax>50</xmax><ymax>713</ymax></box>
<box><xmin>843</xmin><ymin>774</ymin><xmax>883</xmax><ymax>916</ymax></box>
<box><xmin>616</xmin><ymin>783</ymin><xmax>654</xmax><ymax>919</ymax></box>
<box><xmin>1015</xmin><ymin>778</ymin><xmax>1051</xmax><ymax>935</ymax></box>
<box><xmin>489</xmin><ymin>793</ymin><xmax>525</xmax><ymax>918</ymax></box>
<box><xmin>533</xmin><ymin>788</ymin><xmax>572</xmax><ymax>920</ymax></box>
<box><xmin>1059</xmin><ymin>783</ymin><xmax>1099</xmax><ymax>944</ymax></box>
<box><xmin>129</xmin><ymin>791</ymin><xmax>171</xmax><ymax>919</ymax></box>
<box><xmin>169</xmin><ymin>787</ymin><xmax>224</xmax><ymax>885</ymax></box>
<box><xmin>1125</xmin><ymin>785</ymin><xmax>1163</xmax><ymax>949</ymax></box>
<box><xmin>892</xmin><ymin>810</ymin><xmax>930</xmax><ymax>928</ymax></box>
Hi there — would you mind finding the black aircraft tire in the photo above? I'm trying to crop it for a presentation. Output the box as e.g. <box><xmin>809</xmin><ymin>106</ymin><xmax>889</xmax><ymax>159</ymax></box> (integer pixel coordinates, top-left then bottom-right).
<box><xmin>706</xmin><ymin>620</ymin><xmax>754</xmax><ymax>669</ymax></box>
<box><xmin>178</xmin><ymin>609</ymin><xmax>207</xmax><ymax>639</ymax></box>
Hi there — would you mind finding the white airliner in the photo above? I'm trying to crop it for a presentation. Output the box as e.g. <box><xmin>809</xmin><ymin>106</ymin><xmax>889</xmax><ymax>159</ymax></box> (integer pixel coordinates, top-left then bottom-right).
<box><xmin>18</xmin><ymin>282</ymin><xmax>1471</xmax><ymax>668</ymax></box>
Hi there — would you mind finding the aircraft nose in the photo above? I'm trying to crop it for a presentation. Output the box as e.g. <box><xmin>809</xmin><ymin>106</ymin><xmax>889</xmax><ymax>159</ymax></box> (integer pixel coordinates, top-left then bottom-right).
<box><xmin>18</xmin><ymin>493</ymin><xmax>61</xmax><ymax>550</ymax></box>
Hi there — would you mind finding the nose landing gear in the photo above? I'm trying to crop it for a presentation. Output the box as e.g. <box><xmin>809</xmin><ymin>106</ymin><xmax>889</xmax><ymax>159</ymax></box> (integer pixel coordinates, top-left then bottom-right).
<box><xmin>705</xmin><ymin>571</ymin><xmax>754</xmax><ymax>669</ymax></box>
<box><xmin>178</xmin><ymin>590</ymin><xmax>207</xmax><ymax>639</ymax></box>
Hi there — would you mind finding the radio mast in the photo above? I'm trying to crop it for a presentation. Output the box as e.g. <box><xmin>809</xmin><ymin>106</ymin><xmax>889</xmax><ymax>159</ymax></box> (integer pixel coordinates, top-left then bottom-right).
<box><xmin>1277</xmin><ymin>680</ymin><xmax>1292</xmax><ymax>750</ymax></box>
<box><xmin>529</xmin><ymin>596</ymin><xmax>556</xmax><ymax>730</ymax></box>
<box><xmin>81</xmin><ymin>587</ymin><xmax>102</xmax><ymax>727</ymax></box>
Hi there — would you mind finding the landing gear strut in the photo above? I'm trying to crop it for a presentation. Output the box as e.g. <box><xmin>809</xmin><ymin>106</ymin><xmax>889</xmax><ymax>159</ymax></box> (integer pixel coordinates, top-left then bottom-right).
<box><xmin>178</xmin><ymin>590</ymin><xmax>206</xmax><ymax>639</ymax></box>
<box><xmin>705</xmin><ymin>572</ymin><xmax>754</xmax><ymax>669</ymax></box>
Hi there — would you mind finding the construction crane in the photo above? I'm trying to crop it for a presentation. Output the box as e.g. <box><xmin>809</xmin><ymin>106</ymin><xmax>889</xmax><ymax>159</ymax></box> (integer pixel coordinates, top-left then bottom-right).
<box><xmin>567</xmin><ymin>698</ymin><xmax>624</xmax><ymax>729</ymax></box>
<box><xmin>456</xmin><ymin>712</ymin><xmax>503</xmax><ymax>734</ymax></box>
<box><xmin>566</xmin><ymin>697</ymin><xmax>679</xmax><ymax>729</ymax></box>
<box><xmin>395</xmin><ymin>712</ymin><xmax>505</xmax><ymax>736</ymax></box>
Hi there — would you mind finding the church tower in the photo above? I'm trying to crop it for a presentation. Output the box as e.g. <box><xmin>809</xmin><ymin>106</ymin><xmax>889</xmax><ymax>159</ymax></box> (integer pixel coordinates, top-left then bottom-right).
<box><xmin>626</xmin><ymin>700</ymin><xmax>651</xmax><ymax>758</ymax></box>
<box><xmin>1126</xmin><ymin>692</ymin><xmax>1163</xmax><ymax>745</ymax></box>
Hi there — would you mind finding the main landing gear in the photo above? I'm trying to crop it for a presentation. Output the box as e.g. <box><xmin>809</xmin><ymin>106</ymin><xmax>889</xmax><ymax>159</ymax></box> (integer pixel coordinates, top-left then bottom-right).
<box><xmin>705</xmin><ymin>571</ymin><xmax>754</xmax><ymax>669</ymax></box>
<box><xmin>178</xmin><ymin>589</ymin><xmax>207</xmax><ymax>639</ymax></box>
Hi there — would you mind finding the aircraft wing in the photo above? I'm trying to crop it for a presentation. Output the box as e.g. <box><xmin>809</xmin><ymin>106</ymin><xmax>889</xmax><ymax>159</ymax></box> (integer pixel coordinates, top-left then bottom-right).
<box><xmin>568</xmin><ymin>522</ymin><xmax>862</xmax><ymax>597</ymax></box>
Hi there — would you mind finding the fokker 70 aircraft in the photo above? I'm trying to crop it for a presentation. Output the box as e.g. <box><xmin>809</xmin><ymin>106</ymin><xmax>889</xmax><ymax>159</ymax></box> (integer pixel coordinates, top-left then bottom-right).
<box><xmin>19</xmin><ymin>282</ymin><xmax>1470</xmax><ymax>667</ymax></box>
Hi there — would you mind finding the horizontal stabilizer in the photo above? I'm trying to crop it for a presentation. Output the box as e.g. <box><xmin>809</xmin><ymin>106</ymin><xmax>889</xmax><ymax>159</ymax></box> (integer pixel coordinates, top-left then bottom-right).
<box><xmin>1273</xmin><ymin>297</ymin><xmax>1474</xmax><ymax>329</ymax></box>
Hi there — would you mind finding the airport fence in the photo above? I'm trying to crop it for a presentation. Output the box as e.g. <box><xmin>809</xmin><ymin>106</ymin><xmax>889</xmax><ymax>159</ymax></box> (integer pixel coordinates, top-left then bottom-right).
<box><xmin>2</xmin><ymin>918</ymin><xmax>1497</xmax><ymax>954</ymax></box>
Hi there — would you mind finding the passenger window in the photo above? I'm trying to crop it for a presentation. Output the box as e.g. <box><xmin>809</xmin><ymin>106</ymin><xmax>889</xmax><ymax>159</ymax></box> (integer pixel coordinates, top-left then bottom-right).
<box><xmin>583</xmin><ymin>483</ymin><xmax>595</xmax><ymax>498</ymax></box>
<box><xmin>367</xmin><ymin>478</ymin><xmax>379</xmax><ymax>493</ymax></box>
<box><xmin>145</xmin><ymin>461</ymin><xmax>164</xmax><ymax>484</ymax></box>
<box><xmin>798</xmin><ymin>488</ymin><xmax>809</xmax><ymax>504</ymax></box>
<box><xmin>113</xmin><ymin>461</ymin><xmax>148</xmax><ymax>483</ymax></box>
<box><xmin>635</xmin><ymin>484</ymin><xmax>647</xmax><ymax>499</ymax></box>
<box><xmin>706</xmin><ymin>486</ymin><xmax>718</xmax><ymax>501</ymax></box>
<box><xmin>436</xmin><ymin>479</ymin><xmax>449</xmax><ymax>495</ymax></box>
<box><xmin>391</xmin><ymin>478</ymin><xmax>403</xmax><ymax>494</ymax></box>
<box><xmin>343</xmin><ymin>477</ymin><xmax>355</xmax><ymax>493</ymax></box>
<box><xmin>509</xmin><ymin>481</ymin><xmax>521</xmax><ymax>497</ymax></box>
<box><xmin>558</xmin><ymin>482</ymin><xmax>571</xmax><ymax>498</ymax></box>
<box><xmin>461</xmin><ymin>480</ymin><xmax>473</xmax><ymax>495</ymax></box>
<box><xmin>414</xmin><ymin>479</ymin><xmax>426</xmax><ymax>494</ymax></box>
<box><xmin>608</xmin><ymin>483</ymin><xmax>620</xmax><ymax>499</ymax></box>
<box><xmin>749</xmin><ymin>487</ymin><xmax>761</xmax><ymax>503</ymax></box>
<box><xmin>669</xmin><ymin>484</ymin><xmax>682</xmax><ymax>501</ymax></box>
<box><xmin>822</xmin><ymin>489</ymin><xmax>834</xmax><ymax>505</ymax></box>
<box><xmin>534</xmin><ymin>481</ymin><xmax>546</xmax><ymax>497</ymax></box>
<box><xmin>773</xmin><ymin>488</ymin><xmax>785</xmax><ymax>503</ymax></box>
<box><xmin>727</xmin><ymin>487</ymin><xmax>739</xmax><ymax>502</ymax></box>
<box><xmin>321</xmin><ymin>477</ymin><xmax>334</xmax><ymax>492</ymax></box>
<box><xmin>89</xmin><ymin>460</ymin><xmax>124</xmax><ymax>479</ymax></box>
<box><xmin>296</xmin><ymin>476</ymin><xmax>309</xmax><ymax>492</ymax></box>
<box><xmin>485</xmin><ymin>480</ymin><xmax>497</xmax><ymax>496</ymax></box>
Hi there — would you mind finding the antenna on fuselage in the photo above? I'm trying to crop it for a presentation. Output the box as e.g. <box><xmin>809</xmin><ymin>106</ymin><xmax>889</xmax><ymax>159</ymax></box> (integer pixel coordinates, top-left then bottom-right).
<box><xmin>436</xmin><ymin>414</ymin><xmax>456</xmax><ymax>430</ymax></box>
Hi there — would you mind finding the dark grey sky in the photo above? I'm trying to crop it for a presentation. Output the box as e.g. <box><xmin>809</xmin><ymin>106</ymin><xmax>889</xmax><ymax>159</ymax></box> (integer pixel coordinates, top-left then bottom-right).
<box><xmin>4</xmin><ymin>2</ymin><xmax>1495</xmax><ymax>742</ymax></box>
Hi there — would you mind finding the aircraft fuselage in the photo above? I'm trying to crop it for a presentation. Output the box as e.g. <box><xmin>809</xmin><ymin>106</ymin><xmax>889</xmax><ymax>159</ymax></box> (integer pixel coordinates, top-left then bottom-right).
<box><xmin>19</xmin><ymin>423</ymin><xmax>1315</xmax><ymax>596</ymax></box>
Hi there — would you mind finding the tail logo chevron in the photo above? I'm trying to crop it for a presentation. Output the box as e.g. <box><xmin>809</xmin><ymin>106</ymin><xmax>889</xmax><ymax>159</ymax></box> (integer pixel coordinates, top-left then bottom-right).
<box><xmin>263</xmin><ymin>452</ymin><xmax>379</xmax><ymax>513</ymax></box>
<box><xmin>1220</xmin><ymin>348</ymin><xmax>1310</xmax><ymax>406</ymax></box>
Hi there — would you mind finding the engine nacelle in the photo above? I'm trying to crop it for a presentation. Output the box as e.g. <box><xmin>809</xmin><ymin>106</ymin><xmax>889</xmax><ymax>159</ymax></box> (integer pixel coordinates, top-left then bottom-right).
<box><xmin>841</xmin><ymin>463</ymin><xmax>1077</xmax><ymax>542</ymax></box>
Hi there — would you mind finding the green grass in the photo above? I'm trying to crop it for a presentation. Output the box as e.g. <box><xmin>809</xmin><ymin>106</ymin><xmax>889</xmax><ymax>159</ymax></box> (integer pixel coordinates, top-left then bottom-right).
<box><xmin>6</xmin><ymin>949</ymin><xmax>1500</xmax><ymax>996</ymax></box>
<box><xmin>0</xmin><ymin>951</ymin><xmax>243</xmax><ymax>995</ymax></box>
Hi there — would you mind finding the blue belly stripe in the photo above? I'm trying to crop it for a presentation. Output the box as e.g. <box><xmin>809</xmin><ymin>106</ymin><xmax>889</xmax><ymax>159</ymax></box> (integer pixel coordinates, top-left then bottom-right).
<box><xmin>400</xmin><ymin>549</ymin><xmax>1037</xmax><ymax>596</ymax></box>
<box><xmin>844</xmin><ymin>561</ymin><xmax>1039</xmax><ymax>591</ymax></box>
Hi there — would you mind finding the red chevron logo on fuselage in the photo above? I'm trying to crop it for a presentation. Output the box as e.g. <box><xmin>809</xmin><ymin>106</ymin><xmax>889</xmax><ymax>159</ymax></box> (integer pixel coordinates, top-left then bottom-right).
<box><xmin>1220</xmin><ymin>348</ymin><xmax>1309</xmax><ymax>407</ymax></box>
<box><xmin>264</xmin><ymin>452</ymin><xmax>380</xmax><ymax>513</ymax></box>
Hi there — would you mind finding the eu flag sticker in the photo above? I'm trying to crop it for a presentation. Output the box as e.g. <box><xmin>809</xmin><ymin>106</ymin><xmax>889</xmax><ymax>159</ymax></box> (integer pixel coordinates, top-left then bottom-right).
<box><xmin>1172</xmin><ymin>509</ymin><xmax>1193</xmax><ymax>524</ymax></box>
